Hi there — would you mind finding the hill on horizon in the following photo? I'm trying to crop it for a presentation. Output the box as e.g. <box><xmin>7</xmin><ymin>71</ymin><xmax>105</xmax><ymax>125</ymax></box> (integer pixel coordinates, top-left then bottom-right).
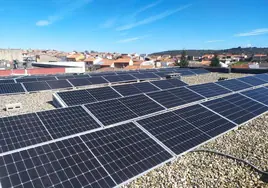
<box><xmin>150</xmin><ymin>47</ymin><xmax>268</xmax><ymax>56</ymax></box>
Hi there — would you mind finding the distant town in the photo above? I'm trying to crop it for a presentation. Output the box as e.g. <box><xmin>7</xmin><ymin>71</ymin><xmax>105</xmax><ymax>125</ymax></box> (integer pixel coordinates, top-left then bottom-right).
<box><xmin>0</xmin><ymin>47</ymin><xmax>268</xmax><ymax>74</ymax></box>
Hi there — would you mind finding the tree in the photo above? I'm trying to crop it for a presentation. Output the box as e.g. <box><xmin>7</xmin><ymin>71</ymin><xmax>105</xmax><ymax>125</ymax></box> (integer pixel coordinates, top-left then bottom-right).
<box><xmin>179</xmin><ymin>50</ymin><xmax>189</xmax><ymax>67</ymax></box>
<box><xmin>210</xmin><ymin>54</ymin><xmax>220</xmax><ymax>67</ymax></box>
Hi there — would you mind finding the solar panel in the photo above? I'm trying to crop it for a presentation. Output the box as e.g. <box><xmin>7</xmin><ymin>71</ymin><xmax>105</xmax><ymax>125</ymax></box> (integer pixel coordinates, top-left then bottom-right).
<box><xmin>253</xmin><ymin>73</ymin><xmax>268</xmax><ymax>82</ymax></box>
<box><xmin>119</xmin><ymin>94</ymin><xmax>165</xmax><ymax>116</ymax></box>
<box><xmin>132</xmin><ymin>82</ymin><xmax>160</xmax><ymax>93</ymax></box>
<box><xmin>90</xmin><ymin>72</ymin><xmax>117</xmax><ymax>77</ymax></box>
<box><xmin>137</xmin><ymin>110</ymin><xmax>211</xmax><ymax>155</ymax></box>
<box><xmin>173</xmin><ymin>104</ymin><xmax>236</xmax><ymax>137</ymax></box>
<box><xmin>241</xmin><ymin>87</ymin><xmax>268</xmax><ymax>106</ymax></box>
<box><xmin>189</xmin><ymin>69</ymin><xmax>210</xmax><ymax>74</ymax></box>
<box><xmin>112</xmin><ymin>84</ymin><xmax>142</xmax><ymax>96</ymax></box>
<box><xmin>56</xmin><ymin>75</ymin><xmax>75</xmax><ymax>80</ymax></box>
<box><xmin>166</xmin><ymin>79</ymin><xmax>188</xmax><ymax>87</ymax></box>
<box><xmin>37</xmin><ymin>106</ymin><xmax>101</xmax><ymax>139</ymax></box>
<box><xmin>187</xmin><ymin>83</ymin><xmax>231</xmax><ymax>98</ymax></box>
<box><xmin>150</xmin><ymin>80</ymin><xmax>176</xmax><ymax>89</ymax></box>
<box><xmin>85</xmin><ymin>99</ymin><xmax>138</xmax><ymax>126</ymax></box>
<box><xmin>202</xmin><ymin>93</ymin><xmax>268</xmax><ymax>124</ymax></box>
<box><xmin>57</xmin><ymin>90</ymin><xmax>97</xmax><ymax>106</ymax></box>
<box><xmin>16</xmin><ymin>78</ymin><xmax>38</xmax><ymax>83</ymax></box>
<box><xmin>237</xmin><ymin>76</ymin><xmax>266</xmax><ymax>86</ymax></box>
<box><xmin>142</xmin><ymin>72</ymin><xmax>160</xmax><ymax>79</ymax></box>
<box><xmin>103</xmin><ymin>75</ymin><xmax>124</xmax><ymax>83</ymax></box>
<box><xmin>73</xmin><ymin>74</ymin><xmax>90</xmax><ymax>78</ymax></box>
<box><xmin>88</xmin><ymin>76</ymin><xmax>108</xmax><ymax>85</ymax></box>
<box><xmin>147</xmin><ymin>87</ymin><xmax>204</xmax><ymax>108</ymax></box>
<box><xmin>23</xmin><ymin>81</ymin><xmax>51</xmax><ymax>92</ymax></box>
<box><xmin>87</xmin><ymin>86</ymin><xmax>121</xmax><ymax>101</ymax></box>
<box><xmin>118</xmin><ymin>74</ymin><xmax>137</xmax><ymax>81</ymax></box>
<box><xmin>216</xmin><ymin>79</ymin><xmax>252</xmax><ymax>91</ymax></box>
<box><xmin>154</xmin><ymin>72</ymin><xmax>173</xmax><ymax>78</ymax></box>
<box><xmin>0</xmin><ymin>137</ymin><xmax>116</xmax><ymax>188</ymax></box>
<box><xmin>0</xmin><ymin>113</ymin><xmax>52</xmax><ymax>154</ymax></box>
<box><xmin>46</xmin><ymin>80</ymin><xmax>73</xmax><ymax>89</ymax></box>
<box><xmin>68</xmin><ymin>78</ymin><xmax>92</xmax><ymax>87</ymax></box>
<box><xmin>36</xmin><ymin>76</ymin><xmax>57</xmax><ymax>81</ymax></box>
<box><xmin>174</xmin><ymin>70</ymin><xmax>196</xmax><ymax>76</ymax></box>
<box><xmin>81</xmin><ymin>122</ymin><xmax>173</xmax><ymax>184</ymax></box>
<box><xmin>0</xmin><ymin>83</ymin><xmax>25</xmax><ymax>95</ymax></box>
<box><xmin>0</xmin><ymin>79</ymin><xmax>15</xmax><ymax>84</ymax></box>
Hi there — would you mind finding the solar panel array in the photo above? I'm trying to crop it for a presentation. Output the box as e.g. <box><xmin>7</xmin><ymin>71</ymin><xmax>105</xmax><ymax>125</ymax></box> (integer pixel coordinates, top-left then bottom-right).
<box><xmin>0</xmin><ymin>68</ymin><xmax>209</xmax><ymax>95</ymax></box>
<box><xmin>3</xmin><ymin>72</ymin><xmax>268</xmax><ymax>187</ymax></box>
<box><xmin>55</xmin><ymin>79</ymin><xmax>188</xmax><ymax>107</ymax></box>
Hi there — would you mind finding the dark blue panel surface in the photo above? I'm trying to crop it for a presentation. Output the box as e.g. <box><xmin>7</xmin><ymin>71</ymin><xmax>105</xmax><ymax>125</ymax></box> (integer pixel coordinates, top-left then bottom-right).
<box><xmin>238</xmin><ymin>76</ymin><xmax>266</xmax><ymax>86</ymax></box>
<box><xmin>87</xmin><ymin>86</ymin><xmax>121</xmax><ymax>101</ymax></box>
<box><xmin>132</xmin><ymin>82</ymin><xmax>160</xmax><ymax>93</ymax></box>
<box><xmin>187</xmin><ymin>83</ymin><xmax>231</xmax><ymax>98</ymax></box>
<box><xmin>23</xmin><ymin>81</ymin><xmax>51</xmax><ymax>92</ymax></box>
<box><xmin>203</xmin><ymin>93</ymin><xmax>268</xmax><ymax>124</ymax></box>
<box><xmin>81</xmin><ymin>122</ymin><xmax>172</xmax><ymax>184</ymax></box>
<box><xmin>0</xmin><ymin>137</ymin><xmax>116</xmax><ymax>188</ymax></box>
<box><xmin>0</xmin><ymin>113</ymin><xmax>52</xmax><ymax>153</ymax></box>
<box><xmin>57</xmin><ymin>90</ymin><xmax>97</xmax><ymax>106</ymax></box>
<box><xmin>68</xmin><ymin>78</ymin><xmax>91</xmax><ymax>87</ymax></box>
<box><xmin>0</xmin><ymin>83</ymin><xmax>25</xmax><ymax>94</ymax></box>
<box><xmin>88</xmin><ymin>76</ymin><xmax>108</xmax><ymax>84</ymax></box>
<box><xmin>242</xmin><ymin>87</ymin><xmax>268</xmax><ymax>106</ymax></box>
<box><xmin>37</xmin><ymin>106</ymin><xmax>101</xmax><ymax>139</ymax></box>
<box><xmin>46</xmin><ymin>80</ymin><xmax>73</xmax><ymax>89</ymax></box>
<box><xmin>112</xmin><ymin>84</ymin><xmax>142</xmax><ymax>96</ymax></box>
<box><xmin>216</xmin><ymin>79</ymin><xmax>252</xmax><ymax>91</ymax></box>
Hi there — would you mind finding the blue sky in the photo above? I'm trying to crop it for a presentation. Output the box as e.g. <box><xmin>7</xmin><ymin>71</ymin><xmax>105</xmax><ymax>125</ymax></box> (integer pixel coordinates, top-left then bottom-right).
<box><xmin>0</xmin><ymin>0</ymin><xmax>267</xmax><ymax>53</ymax></box>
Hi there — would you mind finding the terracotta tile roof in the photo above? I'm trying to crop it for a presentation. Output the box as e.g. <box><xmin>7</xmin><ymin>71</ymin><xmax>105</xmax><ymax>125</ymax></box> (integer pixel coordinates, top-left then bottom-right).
<box><xmin>124</xmin><ymin>65</ymin><xmax>140</xmax><ymax>70</ymax></box>
<box><xmin>254</xmin><ymin>54</ymin><xmax>267</xmax><ymax>57</ymax></box>
<box><xmin>201</xmin><ymin>60</ymin><xmax>211</xmax><ymax>65</ymax></box>
<box><xmin>67</xmin><ymin>54</ymin><xmax>81</xmax><ymax>58</ymax></box>
<box><xmin>84</xmin><ymin>57</ymin><xmax>95</xmax><ymax>62</ymax></box>
<box><xmin>101</xmin><ymin>59</ymin><xmax>114</xmax><ymax>66</ymax></box>
<box><xmin>114</xmin><ymin>57</ymin><xmax>131</xmax><ymax>63</ymax></box>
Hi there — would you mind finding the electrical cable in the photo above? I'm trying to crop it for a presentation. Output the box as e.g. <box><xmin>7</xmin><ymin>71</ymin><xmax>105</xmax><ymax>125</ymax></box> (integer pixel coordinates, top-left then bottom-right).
<box><xmin>192</xmin><ymin>149</ymin><xmax>268</xmax><ymax>176</ymax></box>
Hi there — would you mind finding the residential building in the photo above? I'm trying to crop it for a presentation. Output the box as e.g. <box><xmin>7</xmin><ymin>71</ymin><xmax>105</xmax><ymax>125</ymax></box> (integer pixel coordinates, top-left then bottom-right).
<box><xmin>66</xmin><ymin>53</ymin><xmax>85</xmax><ymax>62</ymax></box>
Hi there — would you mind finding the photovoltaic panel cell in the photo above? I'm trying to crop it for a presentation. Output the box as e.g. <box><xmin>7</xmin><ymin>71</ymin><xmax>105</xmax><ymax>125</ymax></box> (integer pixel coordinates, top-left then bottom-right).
<box><xmin>0</xmin><ymin>113</ymin><xmax>52</xmax><ymax>154</ymax></box>
<box><xmin>57</xmin><ymin>90</ymin><xmax>97</xmax><ymax>106</ymax></box>
<box><xmin>241</xmin><ymin>87</ymin><xmax>268</xmax><ymax>106</ymax></box>
<box><xmin>46</xmin><ymin>80</ymin><xmax>73</xmax><ymax>89</ymax></box>
<box><xmin>0</xmin><ymin>137</ymin><xmax>116</xmax><ymax>188</ymax></box>
<box><xmin>87</xmin><ymin>87</ymin><xmax>121</xmax><ymax>101</ymax></box>
<box><xmin>16</xmin><ymin>78</ymin><xmax>38</xmax><ymax>83</ymax></box>
<box><xmin>81</xmin><ymin>122</ymin><xmax>173</xmax><ymax>184</ymax></box>
<box><xmin>73</xmin><ymin>74</ymin><xmax>90</xmax><ymax>78</ymax></box>
<box><xmin>142</xmin><ymin>72</ymin><xmax>160</xmax><ymax>79</ymax></box>
<box><xmin>132</xmin><ymin>82</ymin><xmax>160</xmax><ymax>93</ymax></box>
<box><xmin>85</xmin><ymin>99</ymin><xmax>138</xmax><ymax>126</ymax></box>
<box><xmin>23</xmin><ymin>81</ymin><xmax>51</xmax><ymax>92</ymax></box>
<box><xmin>173</xmin><ymin>104</ymin><xmax>236</xmax><ymax>137</ymax></box>
<box><xmin>103</xmin><ymin>75</ymin><xmax>124</xmax><ymax>83</ymax></box>
<box><xmin>37</xmin><ymin>76</ymin><xmax>57</xmax><ymax>81</ymax></box>
<box><xmin>56</xmin><ymin>75</ymin><xmax>75</xmax><ymax>80</ymax></box>
<box><xmin>112</xmin><ymin>84</ymin><xmax>142</xmax><ymax>96</ymax></box>
<box><xmin>237</xmin><ymin>76</ymin><xmax>266</xmax><ymax>86</ymax></box>
<box><xmin>37</xmin><ymin>106</ymin><xmax>101</xmax><ymax>139</ymax></box>
<box><xmin>189</xmin><ymin>69</ymin><xmax>210</xmax><ymax>75</ymax></box>
<box><xmin>138</xmin><ymin>111</ymin><xmax>211</xmax><ymax>155</ymax></box>
<box><xmin>216</xmin><ymin>79</ymin><xmax>252</xmax><ymax>91</ymax></box>
<box><xmin>119</xmin><ymin>94</ymin><xmax>165</xmax><ymax>116</ymax></box>
<box><xmin>118</xmin><ymin>74</ymin><xmax>136</xmax><ymax>81</ymax></box>
<box><xmin>0</xmin><ymin>83</ymin><xmax>25</xmax><ymax>94</ymax></box>
<box><xmin>88</xmin><ymin>77</ymin><xmax>108</xmax><ymax>84</ymax></box>
<box><xmin>147</xmin><ymin>90</ymin><xmax>186</xmax><ymax>108</ymax></box>
<box><xmin>174</xmin><ymin>70</ymin><xmax>195</xmax><ymax>76</ymax></box>
<box><xmin>187</xmin><ymin>83</ymin><xmax>231</xmax><ymax>98</ymax></box>
<box><xmin>0</xmin><ymin>79</ymin><xmax>15</xmax><ymax>84</ymax></box>
<box><xmin>68</xmin><ymin>78</ymin><xmax>92</xmax><ymax>87</ymax></box>
<box><xmin>253</xmin><ymin>73</ymin><xmax>268</xmax><ymax>82</ymax></box>
<box><xmin>166</xmin><ymin>79</ymin><xmax>188</xmax><ymax>87</ymax></box>
<box><xmin>150</xmin><ymin>80</ymin><xmax>176</xmax><ymax>89</ymax></box>
<box><xmin>203</xmin><ymin>93</ymin><xmax>268</xmax><ymax>124</ymax></box>
<box><xmin>153</xmin><ymin>72</ymin><xmax>173</xmax><ymax>78</ymax></box>
<box><xmin>148</xmin><ymin>87</ymin><xmax>204</xmax><ymax>108</ymax></box>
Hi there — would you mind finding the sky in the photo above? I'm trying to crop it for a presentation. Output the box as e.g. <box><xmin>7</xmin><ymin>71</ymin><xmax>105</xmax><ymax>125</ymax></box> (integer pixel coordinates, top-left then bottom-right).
<box><xmin>0</xmin><ymin>0</ymin><xmax>268</xmax><ymax>53</ymax></box>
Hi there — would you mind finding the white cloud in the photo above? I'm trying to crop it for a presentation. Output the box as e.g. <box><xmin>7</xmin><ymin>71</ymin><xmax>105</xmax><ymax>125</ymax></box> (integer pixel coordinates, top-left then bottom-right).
<box><xmin>234</xmin><ymin>28</ymin><xmax>268</xmax><ymax>37</ymax></box>
<box><xmin>205</xmin><ymin>40</ymin><xmax>225</xmax><ymax>43</ymax></box>
<box><xmin>36</xmin><ymin>20</ymin><xmax>51</xmax><ymax>26</ymax></box>
<box><xmin>116</xmin><ymin>4</ymin><xmax>192</xmax><ymax>31</ymax></box>
<box><xmin>36</xmin><ymin>0</ymin><xmax>92</xmax><ymax>26</ymax></box>
<box><xmin>116</xmin><ymin>35</ymin><xmax>149</xmax><ymax>43</ymax></box>
<box><xmin>100</xmin><ymin>17</ymin><xmax>118</xmax><ymax>28</ymax></box>
<box><xmin>131</xmin><ymin>0</ymin><xmax>162</xmax><ymax>17</ymax></box>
